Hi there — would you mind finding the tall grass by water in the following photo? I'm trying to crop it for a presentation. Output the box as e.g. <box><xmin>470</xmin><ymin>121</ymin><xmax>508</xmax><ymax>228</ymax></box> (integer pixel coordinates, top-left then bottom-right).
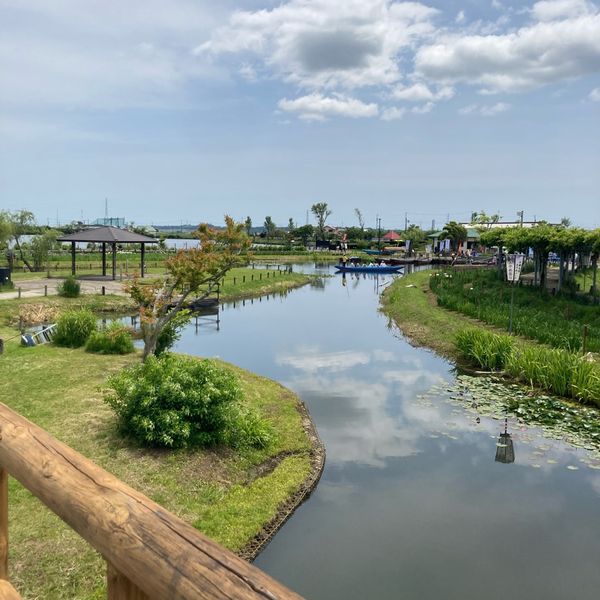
<box><xmin>455</xmin><ymin>328</ymin><xmax>600</xmax><ymax>406</ymax></box>
<box><xmin>430</xmin><ymin>269</ymin><xmax>600</xmax><ymax>352</ymax></box>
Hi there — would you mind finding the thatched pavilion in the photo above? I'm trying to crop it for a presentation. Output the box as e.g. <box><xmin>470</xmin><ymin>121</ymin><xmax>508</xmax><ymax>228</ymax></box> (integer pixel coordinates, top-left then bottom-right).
<box><xmin>57</xmin><ymin>226</ymin><xmax>158</xmax><ymax>280</ymax></box>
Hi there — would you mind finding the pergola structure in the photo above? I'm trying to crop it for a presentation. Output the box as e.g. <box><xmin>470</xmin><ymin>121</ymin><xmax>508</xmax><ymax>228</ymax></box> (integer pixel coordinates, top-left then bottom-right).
<box><xmin>57</xmin><ymin>226</ymin><xmax>158</xmax><ymax>281</ymax></box>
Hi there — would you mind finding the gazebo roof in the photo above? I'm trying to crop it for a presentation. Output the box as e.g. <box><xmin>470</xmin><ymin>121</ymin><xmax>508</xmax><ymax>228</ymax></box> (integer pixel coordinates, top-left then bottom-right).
<box><xmin>57</xmin><ymin>226</ymin><xmax>157</xmax><ymax>244</ymax></box>
<box><xmin>382</xmin><ymin>230</ymin><xmax>402</xmax><ymax>241</ymax></box>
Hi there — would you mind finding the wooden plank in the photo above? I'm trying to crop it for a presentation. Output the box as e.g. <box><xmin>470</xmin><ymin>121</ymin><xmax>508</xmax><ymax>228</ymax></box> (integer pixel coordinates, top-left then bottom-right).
<box><xmin>0</xmin><ymin>467</ymin><xmax>7</xmax><ymax>580</ymax></box>
<box><xmin>0</xmin><ymin>403</ymin><xmax>303</xmax><ymax>600</ymax></box>
<box><xmin>107</xmin><ymin>562</ymin><xmax>150</xmax><ymax>600</ymax></box>
<box><xmin>0</xmin><ymin>580</ymin><xmax>22</xmax><ymax>600</ymax></box>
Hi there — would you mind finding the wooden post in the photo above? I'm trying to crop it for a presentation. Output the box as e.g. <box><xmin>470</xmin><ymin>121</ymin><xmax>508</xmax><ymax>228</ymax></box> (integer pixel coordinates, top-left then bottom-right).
<box><xmin>71</xmin><ymin>241</ymin><xmax>76</xmax><ymax>275</ymax></box>
<box><xmin>102</xmin><ymin>243</ymin><xmax>107</xmax><ymax>277</ymax></box>
<box><xmin>44</xmin><ymin>285</ymin><xmax>47</xmax><ymax>296</ymax></box>
<box><xmin>112</xmin><ymin>243</ymin><xmax>117</xmax><ymax>281</ymax></box>
<box><xmin>140</xmin><ymin>244</ymin><xmax>145</xmax><ymax>279</ymax></box>
<box><xmin>107</xmin><ymin>562</ymin><xmax>150</xmax><ymax>600</ymax></box>
<box><xmin>17</xmin><ymin>288</ymin><xmax>21</xmax><ymax>299</ymax></box>
<box><xmin>0</xmin><ymin>467</ymin><xmax>7</xmax><ymax>580</ymax></box>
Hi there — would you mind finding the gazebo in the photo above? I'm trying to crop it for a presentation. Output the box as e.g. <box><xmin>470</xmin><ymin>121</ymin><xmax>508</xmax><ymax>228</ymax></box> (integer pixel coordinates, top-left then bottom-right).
<box><xmin>57</xmin><ymin>226</ymin><xmax>158</xmax><ymax>280</ymax></box>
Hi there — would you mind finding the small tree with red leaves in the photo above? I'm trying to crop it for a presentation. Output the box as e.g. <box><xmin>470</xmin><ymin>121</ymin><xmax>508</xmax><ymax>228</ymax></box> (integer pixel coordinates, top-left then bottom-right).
<box><xmin>128</xmin><ymin>216</ymin><xmax>250</xmax><ymax>360</ymax></box>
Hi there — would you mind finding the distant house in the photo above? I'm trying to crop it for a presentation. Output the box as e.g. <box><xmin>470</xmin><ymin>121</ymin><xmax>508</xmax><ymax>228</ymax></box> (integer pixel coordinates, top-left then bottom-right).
<box><xmin>428</xmin><ymin>228</ymin><xmax>480</xmax><ymax>253</ymax></box>
<box><xmin>382</xmin><ymin>230</ymin><xmax>402</xmax><ymax>243</ymax></box>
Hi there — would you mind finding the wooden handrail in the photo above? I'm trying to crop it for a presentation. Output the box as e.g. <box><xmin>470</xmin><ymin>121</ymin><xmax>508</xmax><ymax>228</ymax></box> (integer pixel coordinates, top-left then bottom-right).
<box><xmin>0</xmin><ymin>403</ymin><xmax>303</xmax><ymax>599</ymax></box>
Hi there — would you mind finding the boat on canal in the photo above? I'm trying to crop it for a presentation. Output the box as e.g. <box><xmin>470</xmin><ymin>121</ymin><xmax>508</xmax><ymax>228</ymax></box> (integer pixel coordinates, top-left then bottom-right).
<box><xmin>335</xmin><ymin>264</ymin><xmax>403</xmax><ymax>274</ymax></box>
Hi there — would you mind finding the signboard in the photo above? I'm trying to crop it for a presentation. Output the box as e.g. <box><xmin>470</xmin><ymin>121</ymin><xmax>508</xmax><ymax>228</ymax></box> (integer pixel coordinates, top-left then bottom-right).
<box><xmin>506</xmin><ymin>253</ymin><xmax>525</xmax><ymax>283</ymax></box>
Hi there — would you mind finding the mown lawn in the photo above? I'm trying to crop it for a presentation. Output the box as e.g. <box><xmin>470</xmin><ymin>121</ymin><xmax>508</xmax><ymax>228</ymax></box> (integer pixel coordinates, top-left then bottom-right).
<box><xmin>0</xmin><ymin>340</ymin><xmax>312</xmax><ymax>599</ymax></box>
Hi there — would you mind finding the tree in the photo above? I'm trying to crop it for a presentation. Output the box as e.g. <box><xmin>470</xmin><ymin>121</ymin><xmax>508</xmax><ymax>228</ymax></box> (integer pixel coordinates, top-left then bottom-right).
<box><xmin>0</xmin><ymin>210</ymin><xmax>36</xmax><ymax>271</ymax></box>
<box><xmin>288</xmin><ymin>218</ymin><xmax>295</xmax><ymax>230</ymax></box>
<box><xmin>470</xmin><ymin>210</ymin><xmax>501</xmax><ymax>228</ymax></box>
<box><xmin>127</xmin><ymin>217</ymin><xmax>250</xmax><ymax>360</ymax></box>
<box><xmin>354</xmin><ymin>208</ymin><xmax>365</xmax><ymax>230</ymax></box>
<box><xmin>294</xmin><ymin>224</ymin><xmax>314</xmax><ymax>246</ymax></box>
<box><xmin>264</xmin><ymin>216</ymin><xmax>276</xmax><ymax>238</ymax></box>
<box><xmin>244</xmin><ymin>216</ymin><xmax>252</xmax><ymax>236</ymax></box>
<box><xmin>311</xmin><ymin>202</ymin><xmax>332</xmax><ymax>241</ymax></box>
<box><xmin>30</xmin><ymin>230</ymin><xmax>59</xmax><ymax>271</ymax></box>
<box><xmin>440</xmin><ymin>221</ymin><xmax>467</xmax><ymax>252</ymax></box>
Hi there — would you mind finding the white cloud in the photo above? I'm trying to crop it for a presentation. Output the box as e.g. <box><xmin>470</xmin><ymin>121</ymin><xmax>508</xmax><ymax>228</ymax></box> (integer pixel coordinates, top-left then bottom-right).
<box><xmin>531</xmin><ymin>0</ymin><xmax>595</xmax><ymax>21</ymax></box>
<box><xmin>415</xmin><ymin>10</ymin><xmax>600</xmax><ymax>93</ymax></box>
<box><xmin>459</xmin><ymin>102</ymin><xmax>511</xmax><ymax>115</ymax></box>
<box><xmin>392</xmin><ymin>82</ymin><xmax>454</xmax><ymax>102</ymax></box>
<box><xmin>456</xmin><ymin>10</ymin><xmax>466</xmax><ymax>24</ymax></box>
<box><xmin>589</xmin><ymin>87</ymin><xmax>600</xmax><ymax>100</ymax></box>
<box><xmin>0</xmin><ymin>0</ymin><xmax>224</xmax><ymax>109</ymax></box>
<box><xmin>412</xmin><ymin>101</ymin><xmax>434</xmax><ymax>113</ymax></box>
<box><xmin>278</xmin><ymin>93</ymin><xmax>379</xmax><ymax>121</ymax></box>
<box><xmin>381</xmin><ymin>106</ymin><xmax>407</xmax><ymax>120</ymax></box>
<box><xmin>199</xmin><ymin>0</ymin><xmax>439</xmax><ymax>90</ymax></box>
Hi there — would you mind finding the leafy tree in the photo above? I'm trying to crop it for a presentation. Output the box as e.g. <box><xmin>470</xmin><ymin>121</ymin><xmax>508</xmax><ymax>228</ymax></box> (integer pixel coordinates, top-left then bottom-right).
<box><xmin>30</xmin><ymin>230</ymin><xmax>59</xmax><ymax>271</ymax></box>
<box><xmin>404</xmin><ymin>224</ymin><xmax>426</xmax><ymax>251</ymax></box>
<box><xmin>311</xmin><ymin>202</ymin><xmax>332</xmax><ymax>241</ymax></box>
<box><xmin>294</xmin><ymin>224</ymin><xmax>314</xmax><ymax>245</ymax></box>
<box><xmin>471</xmin><ymin>211</ymin><xmax>501</xmax><ymax>228</ymax></box>
<box><xmin>441</xmin><ymin>221</ymin><xmax>468</xmax><ymax>252</ymax></box>
<box><xmin>354</xmin><ymin>208</ymin><xmax>365</xmax><ymax>230</ymax></box>
<box><xmin>264</xmin><ymin>216</ymin><xmax>276</xmax><ymax>238</ymax></box>
<box><xmin>244</xmin><ymin>216</ymin><xmax>252</xmax><ymax>236</ymax></box>
<box><xmin>127</xmin><ymin>216</ymin><xmax>250</xmax><ymax>360</ymax></box>
<box><xmin>288</xmin><ymin>217</ymin><xmax>295</xmax><ymax>230</ymax></box>
<box><xmin>0</xmin><ymin>210</ymin><xmax>36</xmax><ymax>271</ymax></box>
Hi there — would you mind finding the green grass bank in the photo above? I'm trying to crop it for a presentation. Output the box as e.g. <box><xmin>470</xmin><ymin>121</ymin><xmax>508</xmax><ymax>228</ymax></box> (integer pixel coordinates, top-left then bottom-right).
<box><xmin>0</xmin><ymin>339</ymin><xmax>322</xmax><ymax>599</ymax></box>
<box><xmin>381</xmin><ymin>270</ymin><xmax>600</xmax><ymax>405</ymax></box>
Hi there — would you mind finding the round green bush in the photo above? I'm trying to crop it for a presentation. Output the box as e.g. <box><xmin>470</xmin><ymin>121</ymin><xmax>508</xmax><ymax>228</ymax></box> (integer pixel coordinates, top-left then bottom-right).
<box><xmin>105</xmin><ymin>354</ymin><xmax>271</xmax><ymax>449</ymax></box>
<box><xmin>57</xmin><ymin>275</ymin><xmax>81</xmax><ymax>298</ymax></box>
<box><xmin>53</xmin><ymin>309</ymin><xmax>97</xmax><ymax>348</ymax></box>
<box><xmin>86</xmin><ymin>323</ymin><xmax>134</xmax><ymax>354</ymax></box>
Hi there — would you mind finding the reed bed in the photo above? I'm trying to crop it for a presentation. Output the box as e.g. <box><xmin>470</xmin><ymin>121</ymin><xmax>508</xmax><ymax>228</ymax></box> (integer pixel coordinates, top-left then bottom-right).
<box><xmin>455</xmin><ymin>328</ymin><xmax>600</xmax><ymax>406</ymax></box>
<box><xmin>430</xmin><ymin>270</ymin><xmax>600</xmax><ymax>352</ymax></box>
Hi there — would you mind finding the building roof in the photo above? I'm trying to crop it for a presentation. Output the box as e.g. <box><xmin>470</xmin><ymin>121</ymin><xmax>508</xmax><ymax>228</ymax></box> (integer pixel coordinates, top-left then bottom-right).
<box><xmin>57</xmin><ymin>226</ymin><xmax>157</xmax><ymax>244</ymax></box>
<box><xmin>382</xmin><ymin>230</ymin><xmax>402</xmax><ymax>241</ymax></box>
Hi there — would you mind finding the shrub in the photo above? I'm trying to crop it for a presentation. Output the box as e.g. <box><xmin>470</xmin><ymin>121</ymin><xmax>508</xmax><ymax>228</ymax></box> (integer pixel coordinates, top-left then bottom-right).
<box><xmin>86</xmin><ymin>323</ymin><xmax>134</xmax><ymax>354</ymax></box>
<box><xmin>53</xmin><ymin>309</ymin><xmax>97</xmax><ymax>348</ymax></box>
<box><xmin>105</xmin><ymin>354</ymin><xmax>272</xmax><ymax>449</ymax></box>
<box><xmin>57</xmin><ymin>275</ymin><xmax>81</xmax><ymax>298</ymax></box>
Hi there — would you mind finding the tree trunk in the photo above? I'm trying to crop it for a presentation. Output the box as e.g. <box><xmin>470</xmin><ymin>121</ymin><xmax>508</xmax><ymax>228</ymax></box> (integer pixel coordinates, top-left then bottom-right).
<box><xmin>592</xmin><ymin>254</ymin><xmax>598</xmax><ymax>303</ymax></box>
<box><xmin>13</xmin><ymin>236</ymin><xmax>33</xmax><ymax>272</ymax></box>
<box><xmin>558</xmin><ymin>251</ymin><xmax>565</xmax><ymax>292</ymax></box>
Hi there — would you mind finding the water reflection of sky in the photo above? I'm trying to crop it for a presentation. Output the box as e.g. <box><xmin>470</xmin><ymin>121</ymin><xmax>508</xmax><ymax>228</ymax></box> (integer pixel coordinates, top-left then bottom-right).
<box><xmin>173</xmin><ymin>267</ymin><xmax>600</xmax><ymax>600</ymax></box>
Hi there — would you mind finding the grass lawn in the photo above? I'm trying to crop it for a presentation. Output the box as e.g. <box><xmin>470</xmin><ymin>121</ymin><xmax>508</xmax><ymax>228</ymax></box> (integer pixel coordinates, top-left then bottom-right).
<box><xmin>0</xmin><ymin>340</ymin><xmax>314</xmax><ymax>599</ymax></box>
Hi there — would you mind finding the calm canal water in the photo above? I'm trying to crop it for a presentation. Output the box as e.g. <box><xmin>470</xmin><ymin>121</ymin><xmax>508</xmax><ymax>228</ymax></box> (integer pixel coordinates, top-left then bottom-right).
<box><xmin>173</xmin><ymin>265</ymin><xmax>600</xmax><ymax>600</ymax></box>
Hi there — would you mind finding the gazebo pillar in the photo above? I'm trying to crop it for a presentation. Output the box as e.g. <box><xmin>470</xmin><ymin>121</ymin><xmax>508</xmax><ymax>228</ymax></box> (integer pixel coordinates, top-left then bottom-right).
<box><xmin>102</xmin><ymin>243</ymin><xmax>107</xmax><ymax>277</ymax></box>
<box><xmin>140</xmin><ymin>243</ymin><xmax>145</xmax><ymax>278</ymax></box>
<box><xmin>112</xmin><ymin>242</ymin><xmax>117</xmax><ymax>281</ymax></box>
<box><xmin>71</xmin><ymin>242</ymin><xmax>76</xmax><ymax>275</ymax></box>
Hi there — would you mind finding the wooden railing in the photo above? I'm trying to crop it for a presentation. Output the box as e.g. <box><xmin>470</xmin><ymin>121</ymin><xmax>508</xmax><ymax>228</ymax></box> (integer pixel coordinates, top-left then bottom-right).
<box><xmin>0</xmin><ymin>403</ymin><xmax>303</xmax><ymax>600</ymax></box>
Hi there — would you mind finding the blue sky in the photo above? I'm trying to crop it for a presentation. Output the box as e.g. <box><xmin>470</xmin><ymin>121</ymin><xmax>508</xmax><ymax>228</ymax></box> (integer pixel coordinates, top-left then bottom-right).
<box><xmin>1</xmin><ymin>0</ymin><xmax>599</xmax><ymax>229</ymax></box>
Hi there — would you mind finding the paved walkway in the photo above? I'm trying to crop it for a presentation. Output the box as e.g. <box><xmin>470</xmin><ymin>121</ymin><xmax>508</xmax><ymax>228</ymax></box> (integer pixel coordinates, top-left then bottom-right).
<box><xmin>0</xmin><ymin>277</ymin><xmax>130</xmax><ymax>300</ymax></box>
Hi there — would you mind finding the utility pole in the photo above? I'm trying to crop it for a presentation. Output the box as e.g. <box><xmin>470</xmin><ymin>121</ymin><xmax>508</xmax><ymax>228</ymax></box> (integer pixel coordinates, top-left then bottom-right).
<box><xmin>376</xmin><ymin>215</ymin><xmax>382</xmax><ymax>250</ymax></box>
<box><xmin>404</xmin><ymin>212</ymin><xmax>408</xmax><ymax>232</ymax></box>
<box><xmin>432</xmin><ymin>219</ymin><xmax>435</xmax><ymax>231</ymax></box>
<box><xmin>517</xmin><ymin>210</ymin><xmax>524</xmax><ymax>227</ymax></box>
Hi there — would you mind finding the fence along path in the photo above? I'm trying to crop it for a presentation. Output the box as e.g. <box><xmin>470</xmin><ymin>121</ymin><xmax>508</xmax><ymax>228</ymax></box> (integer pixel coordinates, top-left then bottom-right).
<box><xmin>0</xmin><ymin>402</ymin><xmax>303</xmax><ymax>600</ymax></box>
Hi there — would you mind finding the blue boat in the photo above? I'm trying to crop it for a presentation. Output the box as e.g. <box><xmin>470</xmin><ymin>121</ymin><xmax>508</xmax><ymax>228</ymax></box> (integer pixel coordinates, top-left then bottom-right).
<box><xmin>335</xmin><ymin>265</ymin><xmax>403</xmax><ymax>274</ymax></box>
